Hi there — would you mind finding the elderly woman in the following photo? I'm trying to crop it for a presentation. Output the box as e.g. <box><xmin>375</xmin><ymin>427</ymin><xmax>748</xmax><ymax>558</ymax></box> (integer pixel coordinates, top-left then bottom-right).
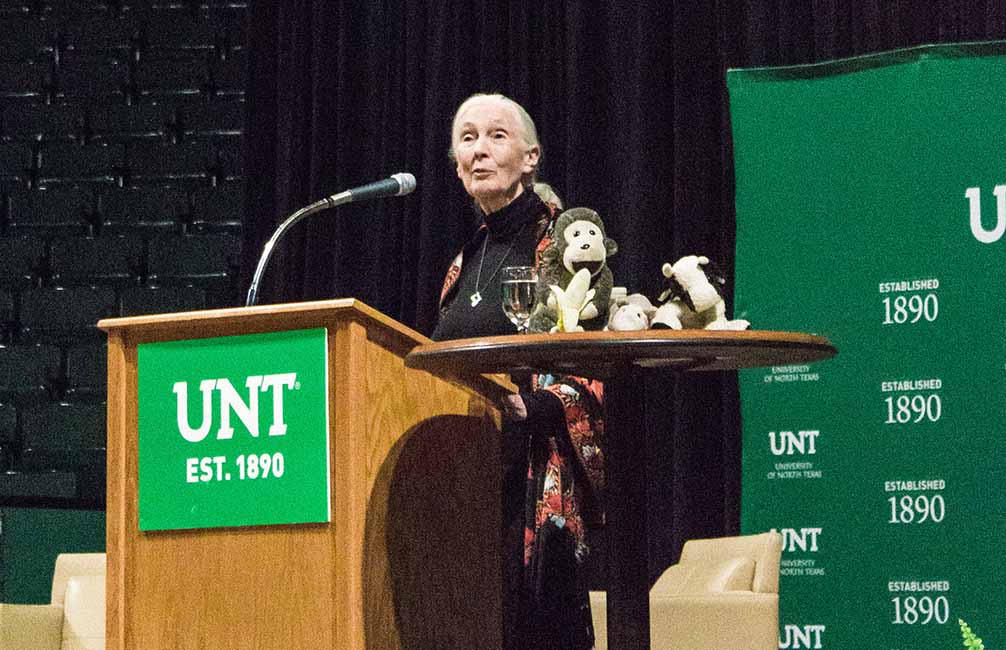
<box><xmin>432</xmin><ymin>93</ymin><xmax>604</xmax><ymax>650</ymax></box>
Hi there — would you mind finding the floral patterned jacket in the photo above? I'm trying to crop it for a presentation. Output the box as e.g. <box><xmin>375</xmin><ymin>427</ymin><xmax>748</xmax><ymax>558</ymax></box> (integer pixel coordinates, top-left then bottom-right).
<box><xmin>438</xmin><ymin>205</ymin><xmax>606</xmax><ymax>575</ymax></box>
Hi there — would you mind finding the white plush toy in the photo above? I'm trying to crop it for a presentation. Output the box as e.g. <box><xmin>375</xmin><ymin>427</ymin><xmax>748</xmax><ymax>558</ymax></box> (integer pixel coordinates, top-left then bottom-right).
<box><xmin>605</xmin><ymin>293</ymin><xmax>657</xmax><ymax>331</ymax></box>
<box><xmin>651</xmin><ymin>255</ymin><xmax>750</xmax><ymax>330</ymax></box>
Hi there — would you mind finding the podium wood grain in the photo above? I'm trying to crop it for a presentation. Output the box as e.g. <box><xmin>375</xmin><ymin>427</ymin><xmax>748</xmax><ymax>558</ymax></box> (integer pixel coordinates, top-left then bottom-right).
<box><xmin>101</xmin><ymin>300</ymin><xmax>513</xmax><ymax>650</ymax></box>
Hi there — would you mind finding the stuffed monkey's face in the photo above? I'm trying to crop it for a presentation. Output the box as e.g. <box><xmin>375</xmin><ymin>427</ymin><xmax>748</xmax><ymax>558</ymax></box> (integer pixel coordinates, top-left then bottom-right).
<box><xmin>562</xmin><ymin>219</ymin><xmax>606</xmax><ymax>275</ymax></box>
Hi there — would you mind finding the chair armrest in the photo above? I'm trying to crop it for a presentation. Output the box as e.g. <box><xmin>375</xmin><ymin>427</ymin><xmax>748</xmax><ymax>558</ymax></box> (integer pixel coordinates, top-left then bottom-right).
<box><xmin>61</xmin><ymin>575</ymin><xmax>106</xmax><ymax>650</ymax></box>
<box><xmin>0</xmin><ymin>603</ymin><xmax>63</xmax><ymax>650</ymax></box>
<box><xmin>650</xmin><ymin>593</ymin><xmax>778</xmax><ymax>650</ymax></box>
<box><xmin>591</xmin><ymin>591</ymin><xmax>778</xmax><ymax>650</ymax></box>
<box><xmin>589</xmin><ymin>592</ymin><xmax>607</xmax><ymax>647</ymax></box>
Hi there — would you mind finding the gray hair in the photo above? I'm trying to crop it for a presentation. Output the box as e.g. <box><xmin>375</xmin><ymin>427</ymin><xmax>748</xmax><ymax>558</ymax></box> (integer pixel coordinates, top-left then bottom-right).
<box><xmin>449</xmin><ymin>94</ymin><xmax>564</xmax><ymax>209</ymax></box>
<box><xmin>448</xmin><ymin>93</ymin><xmax>543</xmax><ymax>185</ymax></box>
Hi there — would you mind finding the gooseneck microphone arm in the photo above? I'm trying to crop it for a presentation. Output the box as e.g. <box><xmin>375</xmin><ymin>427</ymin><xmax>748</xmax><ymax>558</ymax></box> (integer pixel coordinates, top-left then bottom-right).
<box><xmin>245</xmin><ymin>172</ymin><xmax>416</xmax><ymax>307</ymax></box>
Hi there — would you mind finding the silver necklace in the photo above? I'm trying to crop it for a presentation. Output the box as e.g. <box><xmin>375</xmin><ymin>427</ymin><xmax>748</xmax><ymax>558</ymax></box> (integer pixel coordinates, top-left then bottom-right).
<box><xmin>469</xmin><ymin>226</ymin><xmax>524</xmax><ymax>307</ymax></box>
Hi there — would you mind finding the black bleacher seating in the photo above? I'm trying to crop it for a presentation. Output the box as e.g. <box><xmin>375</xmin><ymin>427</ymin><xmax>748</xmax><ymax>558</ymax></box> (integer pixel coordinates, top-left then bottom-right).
<box><xmin>0</xmin><ymin>236</ymin><xmax>46</xmax><ymax>287</ymax></box>
<box><xmin>140</xmin><ymin>7</ymin><xmax>243</xmax><ymax>52</ymax></box>
<box><xmin>3</xmin><ymin>17</ymin><xmax>57</xmax><ymax>62</ymax></box>
<box><xmin>0</xmin><ymin>62</ymin><xmax>44</xmax><ymax>100</ymax></box>
<box><xmin>58</xmin><ymin>14</ymin><xmax>139</xmax><ymax>54</ymax></box>
<box><xmin>20</xmin><ymin>401</ymin><xmax>105</xmax><ymax>501</ymax></box>
<box><xmin>0</xmin><ymin>403</ymin><xmax>14</xmax><ymax>440</ymax></box>
<box><xmin>132</xmin><ymin>57</ymin><xmax>208</xmax><ymax>101</ymax></box>
<box><xmin>0</xmin><ymin>174</ymin><xmax>25</xmax><ymax>193</ymax></box>
<box><xmin>0</xmin><ymin>470</ymin><xmax>77</xmax><ymax>499</ymax></box>
<box><xmin>0</xmin><ymin>344</ymin><xmax>61</xmax><ymax>396</ymax></box>
<box><xmin>147</xmin><ymin>232</ymin><xmax>239</xmax><ymax>285</ymax></box>
<box><xmin>0</xmin><ymin>402</ymin><xmax>13</xmax><ymax>468</ymax></box>
<box><xmin>180</xmin><ymin>101</ymin><xmax>243</xmax><ymax>136</ymax></box>
<box><xmin>89</xmin><ymin>103</ymin><xmax>174</xmax><ymax>141</ymax></box>
<box><xmin>125</xmin><ymin>139</ymin><xmax>222</xmax><ymax>184</ymax></box>
<box><xmin>214</xmin><ymin>135</ymin><xmax>242</xmax><ymax>179</ymax></box>
<box><xmin>120</xmin><ymin>285</ymin><xmax>206</xmax><ymax>316</ymax></box>
<box><xmin>0</xmin><ymin>0</ymin><xmax>247</xmax><ymax>506</ymax></box>
<box><xmin>38</xmin><ymin>141</ymin><xmax>125</xmax><ymax>186</ymax></box>
<box><xmin>50</xmin><ymin>234</ymin><xmax>144</xmax><ymax>285</ymax></box>
<box><xmin>0</xmin><ymin>290</ymin><xmax>12</xmax><ymax>339</ymax></box>
<box><xmin>99</xmin><ymin>186</ymin><xmax>187</xmax><ymax>229</ymax></box>
<box><xmin>190</xmin><ymin>181</ymin><xmax>243</xmax><ymax>230</ymax></box>
<box><xmin>65</xmin><ymin>344</ymin><xmax>106</xmax><ymax>398</ymax></box>
<box><xmin>19</xmin><ymin>287</ymin><xmax>117</xmax><ymax>340</ymax></box>
<box><xmin>209</xmin><ymin>54</ymin><xmax>246</xmax><ymax>97</ymax></box>
<box><xmin>51</xmin><ymin>57</ymin><xmax>129</xmax><ymax>102</ymax></box>
<box><xmin>7</xmin><ymin>187</ymin><xmax>95</xmax><ymax>231</ymax></box>
<box><xmin>0</xmin><ymin>142</ymin><xmax>33</xmax><ymax>188</ymax></box>
<box><xmin>2</xmin><ymin>104</ymin><xmax>86</xmax><ymax>142</ymax></box>
<box><xmin>0</xmin><ymin>141</ymin><xmax>33</xmax><ymax>169</ymax></box>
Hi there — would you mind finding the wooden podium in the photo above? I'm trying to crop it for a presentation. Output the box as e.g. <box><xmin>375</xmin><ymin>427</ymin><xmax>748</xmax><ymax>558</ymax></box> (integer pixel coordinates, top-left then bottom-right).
<box><xmin>98</xmin><ymin>299</ymin><xmax>511</xmax><ymax>650</ymax></box>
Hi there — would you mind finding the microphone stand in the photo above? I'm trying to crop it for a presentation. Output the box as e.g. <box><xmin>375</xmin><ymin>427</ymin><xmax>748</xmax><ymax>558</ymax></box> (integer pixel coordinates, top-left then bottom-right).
<box><xmin>245</xmin><ymin>189</ymin><xmax>351</xmax><ymax>307</ymax></box>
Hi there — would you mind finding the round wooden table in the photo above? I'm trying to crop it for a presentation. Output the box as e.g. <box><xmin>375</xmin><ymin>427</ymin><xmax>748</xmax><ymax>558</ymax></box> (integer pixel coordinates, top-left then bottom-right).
<box><xmin>406</xmin><ymin>329</ymin><xmax>836</xmax><ymax>650</ymax></box>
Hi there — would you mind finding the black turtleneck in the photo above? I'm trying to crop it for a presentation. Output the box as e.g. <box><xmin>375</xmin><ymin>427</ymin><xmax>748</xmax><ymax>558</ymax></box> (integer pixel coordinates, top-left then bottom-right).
<box><xmin>432</xmin><ymin>189</ymin><xmax>548</xmax><ymax>342</ymax></box>
<box><xmin>433</xmin><ymin>190</ymin><xmax>568</xmax><ymax>600</ymax></box>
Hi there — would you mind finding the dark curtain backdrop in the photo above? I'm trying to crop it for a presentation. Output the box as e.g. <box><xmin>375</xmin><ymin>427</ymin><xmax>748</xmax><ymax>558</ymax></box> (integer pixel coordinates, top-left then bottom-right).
<box><xmin>241</xmin><ymin>1</ymin><xmax>1006</xmax><ymax>584</ymax></box>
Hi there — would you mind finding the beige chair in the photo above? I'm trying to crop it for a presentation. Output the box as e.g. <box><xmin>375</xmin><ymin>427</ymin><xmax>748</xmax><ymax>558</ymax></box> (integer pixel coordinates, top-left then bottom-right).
<box><xmin>0</xmin><ymin>553</ymin><xmax>106</xmax><ymax>650</ymax></box>
<box><xmin>591</xmin><ymin>532</ymin><xmax>782</xmax><ymax>650</ymax></box>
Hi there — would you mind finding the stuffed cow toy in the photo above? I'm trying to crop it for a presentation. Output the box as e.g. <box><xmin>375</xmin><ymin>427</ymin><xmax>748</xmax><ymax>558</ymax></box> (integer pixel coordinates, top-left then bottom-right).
<box><xmin>651</xmin><ymin>255</ymin><xmax>750</xmax><ymax>330</ymax></box>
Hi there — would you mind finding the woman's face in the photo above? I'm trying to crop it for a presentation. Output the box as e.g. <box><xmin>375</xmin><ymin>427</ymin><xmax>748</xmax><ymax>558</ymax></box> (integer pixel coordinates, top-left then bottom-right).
<box><xmin>453</xmin><ymin>98</ymin><xmax>539</xmax><ymax>214</ymax></box>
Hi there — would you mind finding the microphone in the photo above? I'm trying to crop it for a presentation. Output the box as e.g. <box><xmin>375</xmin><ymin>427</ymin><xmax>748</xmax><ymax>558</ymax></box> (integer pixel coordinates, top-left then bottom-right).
<box><xmin>245</xmin><ymin>172</ymin><xmax>417</xmax><ymax>306</ymax></box>
<box><xmin>318</xmin><ymin>172</ymin><xmax>416</xmax><ymax>209</ymax></box>
<box><xmin>302</xmin><ymin>172</ymin><xmax>417</xmax><ymax>214</ymax></box>
<box><xmin>347</xmin><ymin>172</ymin><xmax>416</xmax><ymax>202</ymax></box>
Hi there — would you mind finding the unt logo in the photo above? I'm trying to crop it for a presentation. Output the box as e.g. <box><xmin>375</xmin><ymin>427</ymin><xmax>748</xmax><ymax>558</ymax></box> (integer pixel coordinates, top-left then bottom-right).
<box><xmin>769</xmin><ymin>430</ymin><xmax>819</xmax><ymax>456</ymax></box>
<box><xmin>773</xmin><ymin>527</ymin><xmax>822</xmax><ymax>553</ymax></box>
<box><xmin>965</xmin><ymin>186</ymin><xmax>1006</xmax><ymax>243</ymax></box>
<box><xmin>780</xmin><ymin>624</ymin><xmax>825</xmax><ymax>649</ymax></box>
<box><xmin>173</xmin><ymin>373</ymin><xmax>297</xmax><ymax>442</ymax></box>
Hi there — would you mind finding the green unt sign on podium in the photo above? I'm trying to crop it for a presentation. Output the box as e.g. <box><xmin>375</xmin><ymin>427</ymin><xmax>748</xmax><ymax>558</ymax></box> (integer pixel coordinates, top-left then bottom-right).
<box><xmin>99</xmin><ymin>299</ymin><xmax>513</xmax><ymax>650</ymax></box>
<box><xmin>730</xmin><ymin>43</ymin><xmax>1006</xmax><ymax>650</ymax></box>
<box><xmin>137</xmin><ymin>329</ymin><xmax>330</xmax><ymax>530</ymax></box>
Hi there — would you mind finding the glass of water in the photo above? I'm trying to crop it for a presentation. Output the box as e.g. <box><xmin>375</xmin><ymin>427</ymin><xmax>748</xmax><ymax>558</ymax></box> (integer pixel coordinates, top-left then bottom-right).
<box><xmin>501</xmin><ymin>266</ymin><xmax>536</xmax><ymax>333</ymax></box>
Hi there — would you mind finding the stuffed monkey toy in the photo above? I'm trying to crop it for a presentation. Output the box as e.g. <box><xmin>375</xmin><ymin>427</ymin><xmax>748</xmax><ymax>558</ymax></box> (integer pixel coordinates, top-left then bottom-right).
<box><xmin>529</xmin><ymin>207</ymin><xmax>618</xmax><ymax>333</ymax></box>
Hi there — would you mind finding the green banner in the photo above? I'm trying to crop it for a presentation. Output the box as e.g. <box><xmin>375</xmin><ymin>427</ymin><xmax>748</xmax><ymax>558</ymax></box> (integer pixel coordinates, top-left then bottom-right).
<box><xmin>137</xmin><ymin>328</ymin><xmax>330</xmax><ymax>531</ymax></box>
<box><xmin>730</xmin><ymin>43</ymin><xmax>1006</xmax><ymax>650</ymax></box>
